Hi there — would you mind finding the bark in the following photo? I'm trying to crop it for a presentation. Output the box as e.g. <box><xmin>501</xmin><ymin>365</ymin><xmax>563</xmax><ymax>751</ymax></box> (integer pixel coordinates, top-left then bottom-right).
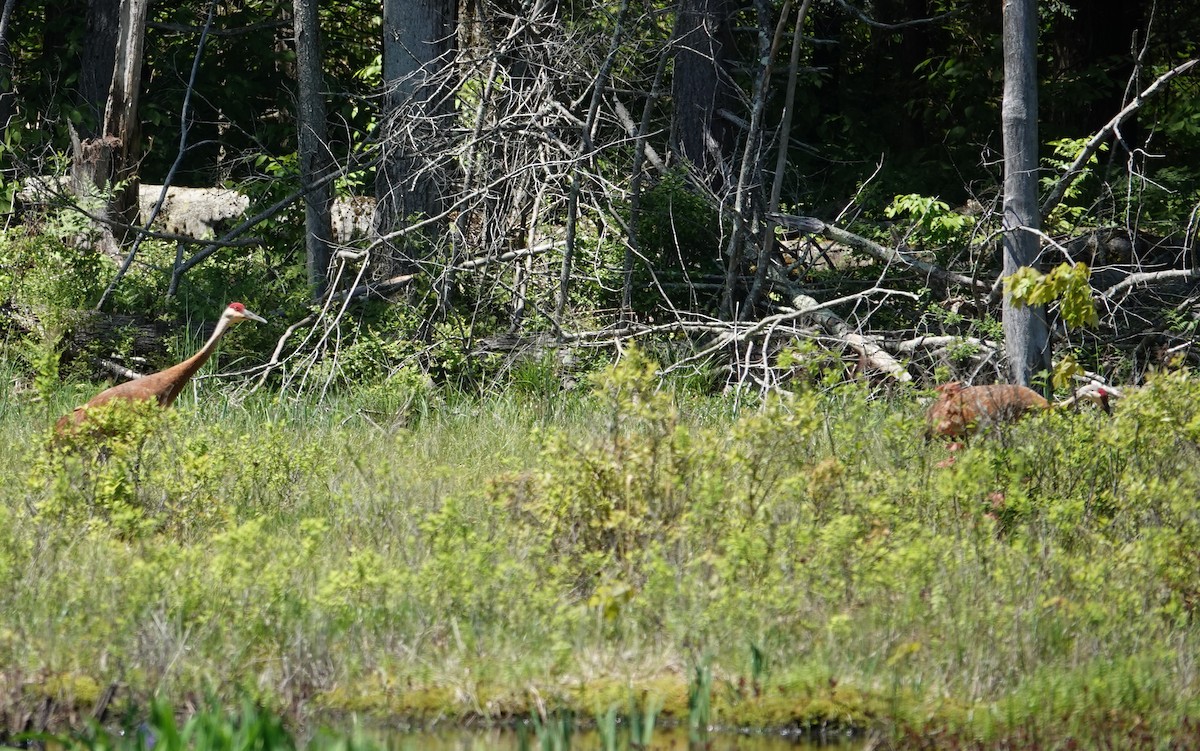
<box><xmin>0</xmin><ymin>0</ymin><xmax>19</xmax><ymax>135</ymax></box>
<box><xmin>77</xmin><ymin>0</ymin><xmax>121</xmax><ymax>133</ymax></box>
<box><xmin>101</xmin><ymin>0</ymin><xmax>219</xmax><ymax>308</ymax></box>
<box><xmin>374</xmin><ymin>0</ymin><xmax>456</xmax><ymax>270</ymax></box>
<box><xmin>671</xmin><ymin>0</ymin><xmax>736</xmax><ymax>189</ymax></box>
<box><xmin>102</xmin><ymin>0</ymin><xmax>147</xmax><ymax>232</ymax></box>
<box><xmin>294</xmin><ymin>0</ymin><xmax>333</xmax><ymax>298</ymax></box>
<box><xmin>1001</xmin><ymin>0</ymin><xmax>1050</xmax><ymax>389</ymax></box>
<box><xmin>68</xmin><ymin>0</ymin><xmax>147</xmax><ymax>267</ymax></box>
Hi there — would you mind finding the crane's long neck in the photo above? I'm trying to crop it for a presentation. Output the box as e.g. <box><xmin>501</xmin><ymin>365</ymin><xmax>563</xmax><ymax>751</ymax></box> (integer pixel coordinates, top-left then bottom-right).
<box><xmin>1053</xmin><ymin>390</ymin><xmax>1110</xmax><ymax>414</ymax></box>
<box><xmin>1053</xmin><ymin>394</ymin><xmax>1077</xmax><ymax>410</ymax></box>
<box><xmin>160</xmin><ymin>314</ymin><xmax>235</xmax><ymax>404</ymax></box>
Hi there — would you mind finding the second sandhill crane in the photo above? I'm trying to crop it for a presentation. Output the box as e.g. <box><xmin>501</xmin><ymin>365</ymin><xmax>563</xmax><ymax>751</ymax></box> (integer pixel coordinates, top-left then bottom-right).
<box><xmin>926</xmin><ymin>381</ymin><xmax>1121</xmax><ymax>440</ymax></box>
<box><xmin>56</xmin><ymin>302</ymin><xmax>267</xmax><ymax>433</ymax></box>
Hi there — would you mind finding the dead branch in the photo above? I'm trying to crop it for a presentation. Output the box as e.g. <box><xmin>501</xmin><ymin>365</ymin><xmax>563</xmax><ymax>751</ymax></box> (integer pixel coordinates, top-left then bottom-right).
<box><xmin>1040</xmin><ymin>59</ymin><xmax>1199</xmax><ymax>220</ymax></box>
<box><xmin>773</xmin><ymin>277</ymin><xmax>914</xmax><ymax>382</ymax></box>
<box><xmin>609</xmin><ymin>97</ymin><xmax>667</xmax><ymax>174</ymax></box>
<box><xmin>770</xmin><ymin>213</ymin><xmax>990</xmax><ymax>293</ymax></box>
<box><xmin>98</xmin><ymin>358</ymin><xmax>143</xmax><ymax>380</ymax></box>
<box><xmin>892</xmin><ymin>334</ymin><xmax>999</xmax><ymax>355</ymax></box>
<box><xmin>239</xmin><ymin>240</ymin><xmax>567</xmax><ymax>387</ymax></box>
<box><xmin>1101</xmin><ymin>268</ymin><xmax>1200</xmax><ymax>300</ymax></box>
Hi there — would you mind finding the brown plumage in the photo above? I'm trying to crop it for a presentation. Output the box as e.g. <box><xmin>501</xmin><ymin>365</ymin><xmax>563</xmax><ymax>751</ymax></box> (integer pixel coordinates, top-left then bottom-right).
<box><xmin>55</xmin><ymin>302</ymin><xmax>266</xmax><ymax>433</ymax></box>
<box><xmin>926</xmin><ymin>381</ymin><xmax>1120</xmax><ymax>440</ymax></box>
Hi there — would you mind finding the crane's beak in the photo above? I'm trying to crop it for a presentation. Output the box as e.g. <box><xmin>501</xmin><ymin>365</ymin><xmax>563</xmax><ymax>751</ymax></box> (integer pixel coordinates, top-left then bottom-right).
<box><xmin>241</xmin><ymin>309</ymin><xmax>268</xmax><ymax>324</ymax></box>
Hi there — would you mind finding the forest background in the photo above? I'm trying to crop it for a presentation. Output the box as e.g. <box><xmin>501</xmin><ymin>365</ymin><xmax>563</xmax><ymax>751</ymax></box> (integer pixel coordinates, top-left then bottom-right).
<box><xmin>1</xmin><ymin>0</ymin><xmax>1197</xmax><ymax>390</ymax></box>
<box><xmin>2</xmin><ymin>0</ymin><xmax>1200</xmax><ymax>749</ymax></box>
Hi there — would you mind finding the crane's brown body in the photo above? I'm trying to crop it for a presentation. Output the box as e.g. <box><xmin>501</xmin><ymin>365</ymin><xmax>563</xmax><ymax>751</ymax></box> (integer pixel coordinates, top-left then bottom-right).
<box><xmin>926</xmin><ymin>381</ymin><xmax>1120</xmax><ymax>440</ymax></box>
<box><xmin>56</xmin><ymin>303</ymin><xmax>266</xmax><ymax>433</ymax></box>
<box><xmin>926</xmin><ymin>382</ymin><xmax>1049</xmax><ymax>439</ymax></box>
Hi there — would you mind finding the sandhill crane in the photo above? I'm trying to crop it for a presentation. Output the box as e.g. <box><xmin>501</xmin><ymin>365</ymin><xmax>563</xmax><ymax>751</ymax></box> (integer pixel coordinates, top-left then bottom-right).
<box><xmin>926</xmin><ymin>381</ymin><xmax>1121</xmax><ymax>440</ymax></box>
<box><xmin>56</xmin><ymin>302</ymin><xmax>267</xmax><ymax>433</ymax></box>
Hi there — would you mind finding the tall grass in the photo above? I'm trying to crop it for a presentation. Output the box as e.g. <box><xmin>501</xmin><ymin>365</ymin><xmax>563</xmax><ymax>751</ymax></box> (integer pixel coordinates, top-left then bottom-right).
<box><xmin>3</xmin><ymin>354</ymin><xmax>1200</xmax><ymax>748</ymax></box>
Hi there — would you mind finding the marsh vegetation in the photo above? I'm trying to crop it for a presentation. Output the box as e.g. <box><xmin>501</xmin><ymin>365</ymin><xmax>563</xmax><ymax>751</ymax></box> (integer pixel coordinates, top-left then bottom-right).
<box><xmin>4</xmin><ymin>351</ymin><xmax>1200</xmax><ymax>749</ymax></box>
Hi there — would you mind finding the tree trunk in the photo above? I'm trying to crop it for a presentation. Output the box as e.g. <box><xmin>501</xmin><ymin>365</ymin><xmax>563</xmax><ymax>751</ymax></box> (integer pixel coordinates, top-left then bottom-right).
<box><xmin>374</xmin><ymin>0</ymin><xmax>455</xmax><ymax>272</ymax></box>
<box><xmin>293</xmin><ymin>0</ymin><xmax>333</xmax><ymax>298</ymax></box>
<box><xmin>0</xmin><ymin>0</ymin><xmax>19</xmax><ymax>138</ymax></box>
<box><xmin>1001</xmin><ymin>0</ymin><xmax>1050</xmax><ymax>389</ymax></box>
<box><xmin>69</xmin><ymin>0</ymin><xmax>146</xmax><ymax>261</ymax></box>
<box><xmin>78</xmin><ymin>0</ymin><xmax>121</xmax><ymax>131</ymax></box>
<box><xmin>671</xmin><ymin>0</ymin><xmax>736</xmax><ymax>190</ymax></box>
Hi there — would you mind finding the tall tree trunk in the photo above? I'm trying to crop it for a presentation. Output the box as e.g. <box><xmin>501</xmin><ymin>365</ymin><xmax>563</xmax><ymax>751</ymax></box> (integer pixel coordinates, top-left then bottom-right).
<box><xmin>78</xmin><ymin>0</ymin><xmax>121</xmax><ymax>131</ymax></box>
<box><xmin>294</xmin><ymin>0</ymin><xmax>333</xmax><ymax>298</ymax></box>
<box><xmin>374</xmin><ymin>0</ymin><xmax>455</xmax><ymax>273</ymax></box>
<box><xmin>102</xmin><ymin>0</ymin><xmax>146</xmax><ymax>232</ymax></box>
<box><xmin>70</xmin><ymin>0</ymin><xmax>146</xmax><ymax>263</ymax></box>
<box><xmin>0</xmin><ymin>0</ymin><xmax>19</xmax><ymax>139</ymax></box>
<box><xmin>1001</xmin><ymin>0</ymin><xmax>1050</xmax><ymax>389</ymax></box>
<box><xmin>671</xmin><ymin>0</ymin><xmax>735</xmax><ymax>190</ymax></box>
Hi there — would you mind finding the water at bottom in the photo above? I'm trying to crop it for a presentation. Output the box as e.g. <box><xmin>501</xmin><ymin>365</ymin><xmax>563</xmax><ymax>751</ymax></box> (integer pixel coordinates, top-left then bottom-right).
<box><xmin>381</xmin><ymin>725</ymin><xmax>864</xmax><ymax>751</ymax></box>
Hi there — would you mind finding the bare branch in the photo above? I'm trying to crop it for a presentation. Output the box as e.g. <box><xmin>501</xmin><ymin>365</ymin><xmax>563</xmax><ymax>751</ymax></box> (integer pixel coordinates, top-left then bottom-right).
<box><xmin>771</xmin><ymin>275</ymin><xmax>915</xmax><ymax>381</ymax></box>
<box><xmin>1040</xmin><ymin>59</ymin><xmax>1199</xmax><ymax>220</ymax></box>
<box><xmin>770</xmin><ymin>213</ymin><xmax>990</xmax><ymax>293</ymax></box>
<box><xmin>1101</xmin><ymin>269</ymin><xmax>1200</xmax><ymax>300</ymax></box>
<box><xmin>833</xmin><ymin>0</ymin><xmax>959</xmax><ymax>30</ymax></box>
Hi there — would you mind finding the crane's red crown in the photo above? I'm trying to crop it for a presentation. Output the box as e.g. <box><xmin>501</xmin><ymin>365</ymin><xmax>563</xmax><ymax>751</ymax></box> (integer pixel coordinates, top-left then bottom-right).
<box><xmin>228</xmin><ymin>302</ymin><xmax>246</xmax><ymax>312</ymax></box>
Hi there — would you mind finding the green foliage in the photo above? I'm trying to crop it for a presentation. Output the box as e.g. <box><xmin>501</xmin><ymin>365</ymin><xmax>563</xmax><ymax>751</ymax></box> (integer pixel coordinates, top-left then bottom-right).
<box><xmin>31</xmin><ymin>401</ymin><xmax>334</xmax><ymax>540</ymax></box>
<box><xmin>1004</xmin><ymin>262</ymin><xmax>1099</xmax><ymax>329</ymax></box>
<box><xmin>630</xmin><ymin>170</ymin><xmax>724</xmax><ymax>311</ymax></box>
<box><xmin>13</xmin><ymin>328</ymin><xmax>63</xmax><ymax>405</ymax></box>
<box><xmin>1050</xmin><ymin>352</ymin><xmax>1086</xmax><ymax>391</ymax></box>
<box><xmin>353</xmin><ymin>367</ymin><xmax>436</xmax><ymax>421</ymax></box>
<box><xmin>636</xmin><ymin>171</ymin><xmax>721</xmax><ymax>265</ymax></box>
<box><xmin>515</xmin><ymin>347</ymin><xmax>690</xmax><ymax>580</ymax></box>
<box><xmin>1131</xmin><ymin>164</ymin><xmax>1200</xmax><ymax>229</ymax></box>
<box><xmin>318</xmin><ymin>328</ymin><xmax>414</xmax><ymax>388</ymax></box>
<box><xmin>504</xmin><ymin>346</ymin><xmax>825</xmax><ymax>626</ymax></box>
<box><xmin>0</xmin><ymin>228</ymin><xmax>110</xmax><ymax>318</ymax></box>
<box><xmin>884</xmin><ymin>194</ymin><xmax>976</xmax><ymax>248</ymax></box>
<box><xmin>34</xmin><ymin>399</ymin><xmax>170</xmax><ymax>538</ymax></box>
<box><xmin>1040</xmin><ymin>137</ymin><xmax>1107</xmax><ymax>232</ymax></box>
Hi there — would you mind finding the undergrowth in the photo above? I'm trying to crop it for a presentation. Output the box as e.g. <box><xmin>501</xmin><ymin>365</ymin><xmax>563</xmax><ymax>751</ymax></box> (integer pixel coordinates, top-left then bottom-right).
<box><xmin>2</xmin><ymin>353</ymin><xmax>1200</xmax><ymax>749</ymax></box>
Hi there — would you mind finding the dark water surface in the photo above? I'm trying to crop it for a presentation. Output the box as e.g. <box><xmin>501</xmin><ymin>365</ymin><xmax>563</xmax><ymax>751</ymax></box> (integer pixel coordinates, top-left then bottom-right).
<box><xmin>382</xmin><ymin>726</ymin><xmax>866</xmax><ymax>751</ymax></box>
